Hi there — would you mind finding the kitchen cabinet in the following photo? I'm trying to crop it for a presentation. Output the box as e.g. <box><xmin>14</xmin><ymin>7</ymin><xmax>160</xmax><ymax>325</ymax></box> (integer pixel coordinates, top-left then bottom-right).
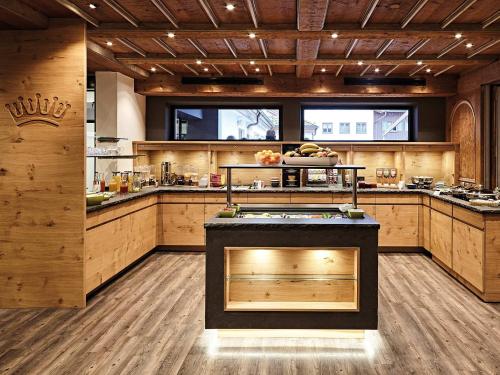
<box><xmin>247</xmin><ymin>193</ymin><xmax>290</xmax><ymax>204</ymax></box>
<box><xmin>160</xmin><ymin>203</ymin><xmax>205</xmax><ymax>246</ymax></box>
<box><xmin>377</xmin><ymin>205</ymin><xmax>419</xmax><ymax>247</ymax></box>
<box><xmin>453</xmin><ymin>220</ymin><xmax>484</xmax><ymax>292</ymax></box>
<box><xmin>430</xmin><ymin>210</ymin><xmax>453</xmax><ymax>268</ymax></box>
<box><xmin>290</xmin><ymin>193</ymin><xmax>332</xmax><ymax>204</ymax></box>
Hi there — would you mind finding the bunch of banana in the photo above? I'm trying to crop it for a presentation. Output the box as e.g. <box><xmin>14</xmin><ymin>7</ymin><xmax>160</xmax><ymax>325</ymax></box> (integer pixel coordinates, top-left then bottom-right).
<box><xmin>284</xmin><ymin>143</ymin><xmax>339</xmax><ymax>158</ymax></box>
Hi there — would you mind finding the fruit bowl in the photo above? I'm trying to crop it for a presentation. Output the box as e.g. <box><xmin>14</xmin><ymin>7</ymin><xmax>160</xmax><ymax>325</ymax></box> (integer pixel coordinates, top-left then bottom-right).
<box><xmin>254</xmin><ymin>150</ymin><xmax>282</xmax><ymax>166</ymax></box>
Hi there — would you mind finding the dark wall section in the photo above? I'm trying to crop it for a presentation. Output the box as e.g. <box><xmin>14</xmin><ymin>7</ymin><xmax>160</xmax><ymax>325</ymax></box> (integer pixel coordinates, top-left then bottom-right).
<box><xmin>146</xmin><ymin>96</ymin><xmax>447</xmax><ymax>142</ymax></box>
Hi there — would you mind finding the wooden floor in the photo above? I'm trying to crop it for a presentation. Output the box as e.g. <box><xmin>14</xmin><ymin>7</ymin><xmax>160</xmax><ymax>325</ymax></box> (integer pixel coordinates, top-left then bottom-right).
<box><xmin>0</xmin><ymin>253</ymin><xmax>499</xmax><ymax>375</ymax></box>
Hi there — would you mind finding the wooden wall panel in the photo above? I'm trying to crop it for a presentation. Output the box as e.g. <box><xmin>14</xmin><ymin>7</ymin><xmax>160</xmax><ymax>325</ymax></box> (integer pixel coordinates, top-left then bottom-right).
<box><xmin>0</xmin><ymin>20</ymin><xmax>86</xmax><ymax>308</ymax></box>
<box><xmin>451</xmin><ymin>101</ymin><xmax>476</xmax><ymax>182</ymax></box>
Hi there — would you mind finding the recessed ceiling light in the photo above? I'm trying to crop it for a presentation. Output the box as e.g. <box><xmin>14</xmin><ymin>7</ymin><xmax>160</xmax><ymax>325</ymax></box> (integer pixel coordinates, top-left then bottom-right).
<box><xmin>426</xmin><ymin>68</ymin><xmax>431</xmax><ymax>73</ymax></box>
<box><xmin>320</xmin><ymin>68</ymin><xmax>326</xmax><ymax>72</ymax></box>
<box><xmin>89</xmin><ymin>3</ymin><xmax>97</xmax><ymax>9</ymax></box>
<box><xmin>331</xmin><ymin>33</ymin><xmax>338</xmax><ymax>39</ymax></box>
<box><xmin>106</xmin><ymin>41</ymin><xmax>113</xmax><ymax>46</ymax></box>
<box><xmin>417</xmin><ymin>60</ymin><xmax>423</xmax><ymax>65</ymax></box>
<box><xmin>357</xmin><ymin>61</ymin><xmax>363</xmax><ymax>65</ymax></box>
<box><xmin>255</xmin><ymin>68</ymin><xmax>260</xmax><ymax>72</ymax></box>
<box><xmin>249</xmin><ymin>60</ymin><xmax>255</xmax><ymax>65</ymax></box>
<box><xmin>151</xmin><ymin>67</ymin><xmax>156</xmax><ymax>72</ymax></box>
<box><xmin>465</xmin><ymin>42</ymin><xmax>473</xmax><ymax>48</ymax></box>
<box><xmin>196</xmin><ymin>59</ymin><xmax>202</xmax><ymax>65</ymax></box>
<box><xmin>226</xmin><ymin>3</ymin><xmax>235</xmax><ymax>11</ymax></box>
<box><xmin>249</xmin><ymin>32</ymin><xmax>256</xmax><ymax>39</ymax></box>
<box><xmin>374</xmin><ymin>68</ymin><xmax>380</xmax><ymax>73</ymax></box>
<box><xmin>203</xmin><ymin>67</ymin><xmax>209</xmax><ymax>72</ymax></box>
<box><xmin>455</xmin><ymin>33</ymin><xmax>462</xmax><ymax>39</ymax></box>
<box><xmin>167</xmin><ymin>32</ymin><xmax>175</xmax><ymax>38</ymax></box>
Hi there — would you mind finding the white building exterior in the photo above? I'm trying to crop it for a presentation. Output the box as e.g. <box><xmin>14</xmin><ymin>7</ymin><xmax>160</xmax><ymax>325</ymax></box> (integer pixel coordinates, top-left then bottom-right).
<box><xmin>303</xmin><ymin>109</ymin><xmax>374</xmax><ymax>141</ymax></box>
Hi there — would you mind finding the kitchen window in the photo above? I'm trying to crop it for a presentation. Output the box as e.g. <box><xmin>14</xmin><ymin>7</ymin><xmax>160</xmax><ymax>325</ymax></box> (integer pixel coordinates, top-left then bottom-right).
<box><xmin>339</xmin><ymin>122</ymin><xmax>350</xmax><ymax>134</ymax></box>
<box><xmin>356</xmin><ymin>122</ymin><xmax>367</xmax><ymax>134</ymax></box>
<box><xmin>302</xmin><ymin>106</ymin><xmax>411</xmax><ymax>141</ymax></box>
<box><xmin>322</xmin><ymin>122</ymin><xmax>333</xmax><ymax>134</ymax></box>
<box><xmin>172</xmin><ymin>106</ymin><xmax>282</xmax><ymax>141</ymax></box>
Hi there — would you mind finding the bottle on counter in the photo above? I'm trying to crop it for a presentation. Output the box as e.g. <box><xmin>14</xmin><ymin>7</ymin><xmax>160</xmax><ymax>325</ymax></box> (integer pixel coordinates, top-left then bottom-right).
<box><xmin>99</xmin><ymin>173</ymin><xmax>106</xmax><ymax>192</ymax></box>
<box><xmin>120</xmin><ymin>172</ymin><xmax>129</xmax><ymax>194</ymax></box>
<box><xmin>132</xmin><ymin>172</ymin><xmax>142</xmax><ymax>193</ymax></box>
<box><xmin>93</xmin><ymin>172</ymin><xmax>100</xmax><ymax>193</ymax></box>
<box><xmin>109</xmin><ymin>171</ymin><xmax>120</xmax><ymax>192</ymax></box>
<box><xmin>126</xmin><ymin>171</ymin><xmax>133</xmax><ymax>192</ymax></box>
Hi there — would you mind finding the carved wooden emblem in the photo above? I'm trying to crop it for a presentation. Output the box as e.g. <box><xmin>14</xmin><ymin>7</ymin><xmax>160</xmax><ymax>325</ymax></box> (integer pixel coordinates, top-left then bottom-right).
<box><xmin>5</xmin><ymin>93</ymin><xmax>71</xmax><ymax>127</ymax></box>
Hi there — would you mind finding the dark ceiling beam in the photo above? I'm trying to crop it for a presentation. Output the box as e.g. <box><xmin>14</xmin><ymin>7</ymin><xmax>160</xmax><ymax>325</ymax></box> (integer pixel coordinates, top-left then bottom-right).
<box><xmin>152</xmin><ymin>37</ymin><xmax>177</xmax><ymax>57</ymax></box>
<box><xmin>375</xmin><ymin>39</ymin><xmax>393</xmax><ymax>58</ymax></box>
<box><xmin>0</xmin><ymin>0</ymin><xmax>48</xmax><ymax>28</ymax></box>
<box><xmin>117</xmin><ymin>54</ymin><xmax>490</xmax><ymax>66</ymax></box>
<box><xmin>87</xmin><ymin>40</ymin><xmax>149</xmax><ymax>79</ymax></box>
<box><xmin>360</xmin><ymin>0</ymin><xmax>380</xmax><ymax>28</ymax></box>
<box><xmin>197</xmin><ymin>0</ymin><xmax>219</xmax><ymax>28</ymax></box>
<box><xmin>400</xmin><ymin>0</ymin><xmax>428</xmax><ymax>28</ymax></box>
<box><xmin>406</xmin><ymin>38</ymin><xmax>430</xmax><ymax>58</ymax></box>
<box><xmin>441</xmin><ymin>0</ymin><xmax>477</xmax><ymax>29</ymax></box>
<box><xmin>116</xmin><ymin>38</ymin><xmax>146</xmax><ymax>56</ymax></box>
<box><xmin>437</xmin><ymin>39</ymin><xmax>465</xmax><ymax>58</ymax></box>
<box><xmin>102</xmin><ymin>0</ymin><xmax>139</xmax><ymax>27</ymax></box>
<box><xmin>296</xmin><ymin>0</ymin><xmax>330</xmax><ymax>78</ymax></box>
<box><xmin>482</xmin><ymin>10</ymin><xmax>500</xmax><ymax>29</ymax></box>
<box><xmin>187</xmin><ymin>39</ymin><xmax>208</xmax><ymax>57</ymax></box>
<box><xmin>54</xmin><ymin>0</ymin><xmax>99</xmax><ymax>27</ymax></box>
<box><xmin>244</xmin><ymin>0</ymin><xmax>259</xmax><ymax>28</ymax></box>
<box><xmin>88</xmin><ymin>24</ymin><xmax>500</xmax><ymax>39</ymax></box>
<box><xmin>150</xmin><ymin>0</ymin><xmax>178</xmax><ymax>28</ymax></box>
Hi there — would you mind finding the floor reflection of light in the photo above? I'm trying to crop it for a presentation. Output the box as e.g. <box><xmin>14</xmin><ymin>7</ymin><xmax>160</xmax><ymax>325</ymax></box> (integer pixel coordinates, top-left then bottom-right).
<box><xmin>205</xmin><ymin>330</ymin><xmax>381</xmax><ymax>359</ymax></box>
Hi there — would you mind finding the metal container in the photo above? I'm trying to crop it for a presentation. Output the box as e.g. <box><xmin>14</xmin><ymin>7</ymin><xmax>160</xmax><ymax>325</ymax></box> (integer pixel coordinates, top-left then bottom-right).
<box><xmin>160</xmin><ymin>162</ymin><xmax>175</xmax><ymax>185</ymax></box>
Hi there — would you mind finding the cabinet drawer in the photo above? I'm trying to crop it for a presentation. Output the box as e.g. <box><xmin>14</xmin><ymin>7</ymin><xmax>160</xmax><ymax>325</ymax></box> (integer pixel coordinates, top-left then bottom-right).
<box><xmin>453</xmin><ymin>220</ymin><xmax>484</xmax><ymax>292</ymax></box>
<box><xmin>376</xmin><ymin>194</ymin><xmax>421</xmax><ymax>204</ymax></box>
<box><xmin>205</xmin><ymin>193</ymin><xmax>247</xmax><ymax>204</ymax></box>
<box><xmin>290</xmin><ymin>193</ymin><xmax>332</xmax><ymax>204</ymax></box>
<box><xmin>247</xmin><ymin>193</ymin><xmax>290</xmax><ymax>204</ymax></box>
<box><xmin>453</xmin><ymin>206</ymin><xmax>484</xmax><ymax>230</ymax></box>
<box><xmin>332</xmin><ymin>193</ymin><xmax>352</xmax><ymax>204</ymax></box>
<box><xmin>358</xmin><ymin>194</ymin><xmax>376</xmax><ymax>204</ymax></box>
<box><xmin>160</xmin><ymin>193</ymin><xmax>204</xmax><ymax>203</ymax></box>
<box><xmin>431</xmin><ymin>198</ymin><xmax>453</xmax><ymax>216</ymax></box>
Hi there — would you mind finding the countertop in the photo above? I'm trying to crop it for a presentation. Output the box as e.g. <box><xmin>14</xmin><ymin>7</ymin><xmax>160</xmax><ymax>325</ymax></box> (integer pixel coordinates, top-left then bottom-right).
<box><xmin>86</xmin><ymin>185</ymin><xmax>500</xmax><ymax>214</ymax></box>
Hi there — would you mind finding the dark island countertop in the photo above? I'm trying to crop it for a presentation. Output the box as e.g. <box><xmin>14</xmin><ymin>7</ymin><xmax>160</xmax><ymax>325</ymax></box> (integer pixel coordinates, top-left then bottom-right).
<box><xmin>86</xmin><ymin>185</ymin><xmax>500</xmax><ymax>215</ymax></box>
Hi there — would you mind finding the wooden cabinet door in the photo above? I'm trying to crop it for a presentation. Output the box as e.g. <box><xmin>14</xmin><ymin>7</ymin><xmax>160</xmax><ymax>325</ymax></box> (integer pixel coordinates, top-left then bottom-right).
<box><xmin>453</xmin><ymin>220</ymin><xmax>484</xmax><ymax>291</ymax></box>
<box><xmin>422</xmin><ymin>206</ymin><xmax>431</xmax><ymax>250</ymax></box>
<box><xmin>377</xmin><ymin>205</ymin><xmax>419</xmax><ymax>247</ymax></box>
<box><xmin>430</xmin><ymin>210</ymin><xmax>453</xmax><ymax>268</ymax></box>
<box><xmin>160</xmin><ymin>203</ymin><xmax>205</xmax><ymax>246</ymax></box>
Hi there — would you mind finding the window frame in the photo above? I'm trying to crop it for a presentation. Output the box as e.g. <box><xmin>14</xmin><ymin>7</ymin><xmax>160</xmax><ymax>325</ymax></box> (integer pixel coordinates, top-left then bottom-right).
<box><xmin>170</xmin><ymin>105</ymin><xmax>283</xmax><ymax>141</ymax></box>
<box><xmin>300</xmin><ymin>104</ymin><xmax>414</xmax><ymax>142</ymax></box>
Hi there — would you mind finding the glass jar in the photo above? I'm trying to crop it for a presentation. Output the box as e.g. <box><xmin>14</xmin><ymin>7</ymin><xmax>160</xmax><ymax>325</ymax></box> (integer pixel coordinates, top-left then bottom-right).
<box><xmin>132</xmin><ymin>172</ymin><xmax>142</xmax><ymax>193</ymax></box>
<box><xmin>120</xmin><ymin>172</ymin><xmax>129</xmax><ymax>194</ymax></box>
<box><xmin>109</xmin><ymin>172</ymin><xmax>120</xmax><ymax>192</ymax></box>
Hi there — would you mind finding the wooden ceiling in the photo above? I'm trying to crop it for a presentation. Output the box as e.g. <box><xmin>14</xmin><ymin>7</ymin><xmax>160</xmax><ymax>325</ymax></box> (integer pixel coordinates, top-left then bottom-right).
<box><xmin>1</xmin><ymin>0</ymin><xmax>499</xmax><ymax>80</ymax></box>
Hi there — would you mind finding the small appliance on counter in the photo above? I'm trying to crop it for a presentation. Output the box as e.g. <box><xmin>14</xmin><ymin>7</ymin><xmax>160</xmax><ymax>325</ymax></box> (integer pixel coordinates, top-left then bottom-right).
<box><xmin>210</xmin><ymin>173</ymin><xmax>222</xmax><ymax>187</ymax></box>
<box><xmin>270</xmin><ymin>177</ymin><xmax>280</xmax><ymax>188</ymax></box>
<box><xmin>410</xmin><ymin>176</ymin><xmax>434</xmax><ymax>189</ymax></box>
<box><xmin>305</xmin><ymin>169</ymin><xmax>328</xmax><ymax>187</ymax></box>
<box><xmin>160</xmin><ymin>162</ymin><xmax>176</xmax><ymax>186</ymax></box>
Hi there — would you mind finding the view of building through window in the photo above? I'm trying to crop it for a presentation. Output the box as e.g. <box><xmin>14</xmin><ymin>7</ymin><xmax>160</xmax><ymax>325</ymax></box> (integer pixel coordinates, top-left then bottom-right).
<box><xmin>303</xmin><ymin>108</ymin><xmax>410</xmax><ymax>141</ymax></box>
<box><xmin>174</xmin><ymin>108</ymin><xmax>280</xmax><ymax>140</ymax></box>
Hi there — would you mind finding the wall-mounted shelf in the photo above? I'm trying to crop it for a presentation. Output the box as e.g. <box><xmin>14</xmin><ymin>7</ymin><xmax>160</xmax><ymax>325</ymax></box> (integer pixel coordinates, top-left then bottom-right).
<box><xmin>86</xmin><ymin>154</ymin><xmax>146</xmax><ymax>159</ymax></box>
<box><xmin>95</xmin><ymin>137</ymin><xmax>128</xmax><ymax>143</ymax></box>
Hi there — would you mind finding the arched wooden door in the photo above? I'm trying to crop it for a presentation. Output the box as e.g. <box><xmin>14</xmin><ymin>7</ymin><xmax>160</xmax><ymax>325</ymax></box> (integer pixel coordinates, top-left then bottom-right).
<box><xmin>451</xmin><ymin>101</ymin><xmax>476</xmax><ymax>183</ymax></box>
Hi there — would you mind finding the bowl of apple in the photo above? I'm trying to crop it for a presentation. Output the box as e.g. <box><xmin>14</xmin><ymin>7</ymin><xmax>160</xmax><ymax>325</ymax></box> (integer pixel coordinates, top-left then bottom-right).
<box><xmin>254</xmin><ymin>150</ymin><xmax>282</xmax><ymax>166</ymax></box>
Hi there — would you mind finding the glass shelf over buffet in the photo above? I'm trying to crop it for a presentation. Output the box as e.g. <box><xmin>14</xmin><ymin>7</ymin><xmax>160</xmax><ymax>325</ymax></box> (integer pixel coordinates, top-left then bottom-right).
<box><xmin>218</xmin><ymin>164</ymin><xmax>366</xmax><ymax>208</ymax></box>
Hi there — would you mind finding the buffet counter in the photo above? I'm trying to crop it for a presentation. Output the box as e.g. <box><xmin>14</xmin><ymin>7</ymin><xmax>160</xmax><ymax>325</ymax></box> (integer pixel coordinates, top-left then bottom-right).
<box><xmin>85</xmin><ymin>187</ymin><xmax>500</xmax><ymax>302</ymax></box>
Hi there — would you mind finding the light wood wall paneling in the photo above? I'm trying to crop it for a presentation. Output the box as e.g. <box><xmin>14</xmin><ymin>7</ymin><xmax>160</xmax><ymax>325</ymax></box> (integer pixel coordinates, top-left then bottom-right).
<box><xmin>0</xmin><ymin>20</ymin><xmax>86</xmax><ymax>308</ymax></box>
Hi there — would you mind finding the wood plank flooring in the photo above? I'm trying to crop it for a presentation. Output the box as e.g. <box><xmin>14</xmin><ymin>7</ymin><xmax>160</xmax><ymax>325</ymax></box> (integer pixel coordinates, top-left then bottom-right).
<box><xmin>0</xmin><ymin>253</ymin><xmax>499</xmax><ymax>374</ymax></box>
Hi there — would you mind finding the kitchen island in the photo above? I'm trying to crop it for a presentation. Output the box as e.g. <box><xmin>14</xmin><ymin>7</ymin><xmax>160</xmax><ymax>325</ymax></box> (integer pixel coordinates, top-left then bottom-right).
<box><xmin>204</xmin><ymin>204</ymin><xmax>379</xmax><ymax>330</ymax></box>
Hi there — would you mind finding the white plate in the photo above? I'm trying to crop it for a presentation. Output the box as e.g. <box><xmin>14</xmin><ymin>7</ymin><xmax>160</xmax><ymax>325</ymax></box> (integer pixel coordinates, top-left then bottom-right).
<box><xmin>282</xmin><ymin>156</ymin><xmax>338</xmax><ymax>166</ymax></box>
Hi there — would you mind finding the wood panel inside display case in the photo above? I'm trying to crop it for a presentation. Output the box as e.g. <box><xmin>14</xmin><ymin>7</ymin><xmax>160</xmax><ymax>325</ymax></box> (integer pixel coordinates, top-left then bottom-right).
<box><xmin>224</xmin><ymin>247</ymin><xmax>359</xmax><ymax>311</ymax></box>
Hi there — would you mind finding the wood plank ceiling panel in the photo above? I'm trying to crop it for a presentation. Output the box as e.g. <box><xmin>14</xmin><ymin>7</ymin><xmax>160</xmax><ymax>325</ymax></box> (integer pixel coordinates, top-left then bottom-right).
<box><xmin>296</xmin><ymin>0</ymin><xmax>330</xmax><ymax>78</ymax></box>
<box><xmin>157</xmin><ymin>0</ymin><xmax>209</xmax><ymax>24</ymax></box>
<box><xmin>70</xmin><ymin>0</ymin><xmax>123</xmax><ymax>22</ymax></box>
<box><xmin>208</xmin><ymin>0</ymin><xmax>253</xmax><ymax>24</ymax></box>
<box><xmin>254</xmin><ymin>0</ymin><xmax>296</xmax><ymax>23</ymax></box>
<box><xmin>21</xmin><ymin>0</ymin><xmax>75</xmax><ymax>17</ymax></box>
<box><xmin>89</xmin><ymin>36</ymin><xmax>130</xmax><ymax>53</ymax></box>
<box><xmin>231</xmin><ymin>38</ymin><xmax>261</xmax><ymax>54</ymax></box>
<box><xmin>318</xmin><ymin>39</ymin><xmax>350</xmax><ymax>55</ymax></box>
<box><xmin>454</xmin><ymin>2</ymin><xmax>500</xmax><ymax>23</ymax></box>
<box><xmin>383</xmin><ymin>38</ymin><xmax>423</xmax><ymax>55</ymax></box>
<box><xmin>325</xmin><ymin>0</ymin><xmax>372</xmax><ymax>23</ymax></box>
<box><xmin>369</xmin><ymin>0</ymin><xmax>420</xmax><ymax>23</ymax></box>
<box><xmin>198</xmin><ymin>38</ymin><xmax>240</xmax><ymax>54</ymax></box>
<box><xmin>266</xmin><ymin>39</ymin><xmax>296</xmax><ymax>55</ymax></box>
<box><xmin>410</xmin><ymin>0</ymin><xmax>466</xmax><ymax>23</ymax></box>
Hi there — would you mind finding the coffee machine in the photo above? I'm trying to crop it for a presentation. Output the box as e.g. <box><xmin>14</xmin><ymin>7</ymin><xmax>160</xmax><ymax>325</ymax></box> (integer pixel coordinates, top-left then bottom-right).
<box><xmin>160</xmin><ymin>162</ymin><xmax>176</xmax><ymax>185</ymax></box>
